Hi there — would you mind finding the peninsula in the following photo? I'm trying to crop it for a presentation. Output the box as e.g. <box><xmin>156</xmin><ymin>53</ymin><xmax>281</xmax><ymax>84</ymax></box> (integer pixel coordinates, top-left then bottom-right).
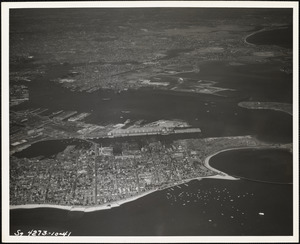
<box><xmin>10</xmin><ymin>134</ymin><xmax>290</xmax><ymax>211</ymax></box>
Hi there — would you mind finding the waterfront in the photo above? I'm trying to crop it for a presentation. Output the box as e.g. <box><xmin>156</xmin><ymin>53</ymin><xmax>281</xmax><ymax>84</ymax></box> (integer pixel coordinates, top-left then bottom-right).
<box><xmin>246</xmin><ymin>26</ymin><xmax>292</xmax><ymax>49</ymax></box>
<box><xmin>210</xmin><ymin>148</ymin><xmax>292</xmax><ymax>184</ymax></box>
<box><xmin>10</xmin><ymin>147</ymin><xmax>293</xmax><ymax>236</ymax></box>
<box><xmin>12</xmin><ymin>61</ymin><xmax>292</xmax><ymax>143</ymax></box>
<box><xmin>13</xmin><ymin>139</ymin><xmax>90</xmax><ymax>159</ymax></box>
<box><xmin>10</xmin><ymin>177</ymin><xmax>292</xmax><ymax>236</ymax></box>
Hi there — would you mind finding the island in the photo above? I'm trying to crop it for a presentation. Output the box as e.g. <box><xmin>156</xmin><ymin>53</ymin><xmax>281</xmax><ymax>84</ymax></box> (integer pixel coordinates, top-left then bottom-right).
<box><xmin>238</xmin><ymin>101</ymin><xmax>292</xmax><ymax>115</ymax></box>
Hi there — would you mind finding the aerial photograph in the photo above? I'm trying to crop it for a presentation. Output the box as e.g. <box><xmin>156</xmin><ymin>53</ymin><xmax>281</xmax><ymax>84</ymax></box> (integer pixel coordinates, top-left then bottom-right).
<box><xmin>2</xmin><ymin>1</ymin><xmax>298</xmax><ymax>242</ymax></box>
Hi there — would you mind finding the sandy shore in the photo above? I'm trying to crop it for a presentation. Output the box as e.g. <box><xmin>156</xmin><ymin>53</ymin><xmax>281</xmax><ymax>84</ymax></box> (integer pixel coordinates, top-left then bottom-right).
<box><xmin>203</xmin><ymin>145</ymin><xmax>292</xmax><ymax>179</ymax></box>
<box><xmin>10</xmin><ymin>189</ymin><xmax>157</xmax><ymax>212</ymax></box>
<box><xmin>244</xmin><ymin>26</ymin><xmax>291</xmax><ymax>47</ymax></box>
<box><xmin>243</xmin><ymin>28</ymin><xmax>266</xmax><ymax>46</ymax></box>
<box><xmin>9</xmin><ymin>174</ymin><xmax>235</xmax><ymax>212</ymax></box>
<box><xmin>204</xmin><ymin>150</ymin><xmax>239</xmax><ymax>180</ymax></box>
<box><xmin>9</xmin><ymin>175</ymin><xmax>236</xmax><ymax>213</ymax></box>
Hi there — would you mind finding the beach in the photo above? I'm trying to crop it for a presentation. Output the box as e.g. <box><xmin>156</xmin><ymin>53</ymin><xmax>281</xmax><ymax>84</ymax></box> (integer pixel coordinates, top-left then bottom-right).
<box><xmin>10</xmin><ymin>189</ymin><xmax>158</xmax><ymax>213</ymax></box>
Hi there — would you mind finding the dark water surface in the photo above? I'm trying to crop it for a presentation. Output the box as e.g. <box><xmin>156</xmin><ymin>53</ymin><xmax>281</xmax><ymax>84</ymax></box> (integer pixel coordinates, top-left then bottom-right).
<box><xmin>210</xmin><ymin>148</ymin><xmax>293</xmax><ymax>184</ymax></box>
<box><xmin>246</xmin><ymin>26</ymin><xmax>293</xmax><ymax>49</ymax></box>
<box><xmin>13</xmin><ymin>139</ymin><xmax>91</xmax><ymax>159</ymax></box>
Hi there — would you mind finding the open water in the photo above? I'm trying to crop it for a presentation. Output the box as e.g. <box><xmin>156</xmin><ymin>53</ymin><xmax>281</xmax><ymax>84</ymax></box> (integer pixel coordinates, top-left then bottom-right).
<box><xmin>246</xmin><ymin>26</ymin><xmax>292</xmax><ymax>49</ymax></box>
<box><xmin>210</xmin><ymin>148</ymin><xmax>293</xmax><ymax>184</ymax></box>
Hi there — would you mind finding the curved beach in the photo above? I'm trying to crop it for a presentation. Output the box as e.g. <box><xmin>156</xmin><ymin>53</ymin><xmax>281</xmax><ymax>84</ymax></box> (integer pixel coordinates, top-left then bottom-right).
<box><xmin>244</xmin><ymin>26</ymin><xmax>287</xmax><ymax>46</ymax></box>
<box><xmin>243</xmin><ymin>27</ymin><xmax>270</xmax><ymax>46</ymax></box>
<box><xmin>204</xmin><ymin>149</ymin><xmax>239</xmax><ymax>180</ymax></box>
<box><xmin>10</xmin><ymin>189</ymin><xmax>158</xmax><ymax>212</ymax></box>
<box><xmin>204</xmin><ymin>144</ymin><xmax>292</xmax><ymax>179</ymax></box>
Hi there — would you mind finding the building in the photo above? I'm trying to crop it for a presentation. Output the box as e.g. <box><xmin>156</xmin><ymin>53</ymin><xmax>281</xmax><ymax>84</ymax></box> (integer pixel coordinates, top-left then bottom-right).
<box><xmin>107</xmin><ymin>126</ymin><xmax>172</xmax><ymax>137</ymax></box>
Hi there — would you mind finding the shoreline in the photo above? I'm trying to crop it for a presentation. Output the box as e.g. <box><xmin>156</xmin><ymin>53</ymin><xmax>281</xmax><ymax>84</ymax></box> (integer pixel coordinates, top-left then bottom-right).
<box><xmin>9</xmin><ymin>173</ymin><xmax>234</xmax><ymax>212</ymax></box>
<box><xmin>204</xmin><ymin>145</ymin><xmax>293</xmax><ymax>178</ymax></box>
<box><xmin>10</xmin><ymin>145</ymin><xmax>291</xmax><ymax>212</ymax></box>
<box><xmin>244</xmin><ymin>27</ymin><xmax>267</xmax><ymax>46</ymax></box>
<box><xmin>243</xmin><ymin>26</ymin><xmax>289</xmax><ymax>46</ymax></box>
<box><xmin>10</xmin><ymin>189</ymin><xmax>158</xmax><ymax>213</ymax></box>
